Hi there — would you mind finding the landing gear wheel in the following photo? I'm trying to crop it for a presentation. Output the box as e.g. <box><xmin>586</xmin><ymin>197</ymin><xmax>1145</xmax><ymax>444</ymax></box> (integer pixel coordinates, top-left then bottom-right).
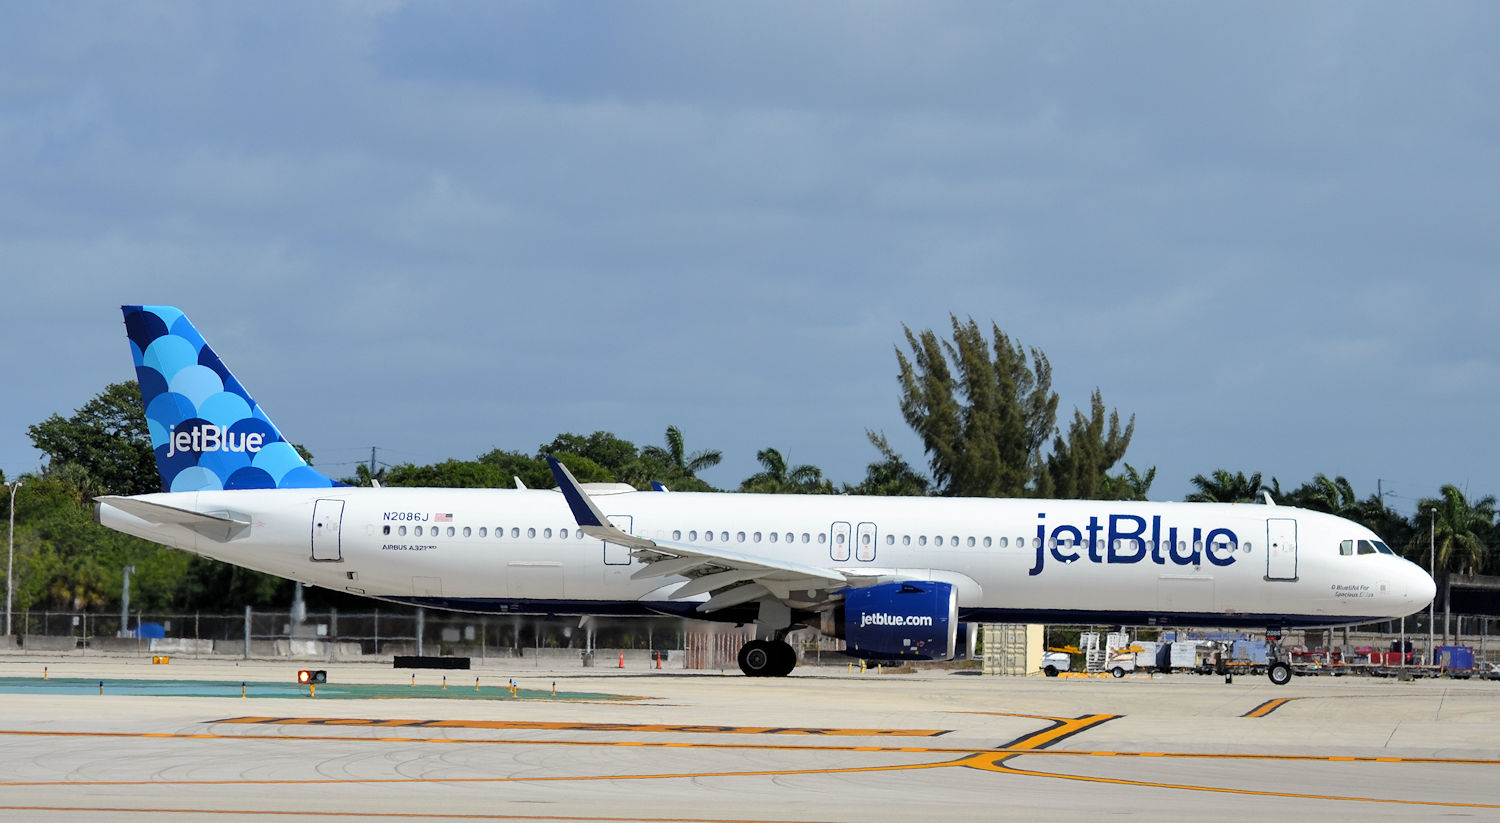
<box><xmin>1267</xmin><ymin>662</ymin><xmax>1292</xmax><ymax>686</ymax></box>
<box><xmin>738</xmin><ymin>640</ymin><xmax>797</xmax><ymax>677</ymax></box>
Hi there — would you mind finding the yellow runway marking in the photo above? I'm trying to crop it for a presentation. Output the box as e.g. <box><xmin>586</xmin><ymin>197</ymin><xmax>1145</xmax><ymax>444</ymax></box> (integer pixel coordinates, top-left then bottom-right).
<box><xmin>1242</xmin><ymin>697</ymin><xmax>1300</xmax><ymax>717</ymax></box>
<box><xmin>0</xmin><ymin>716</ymin><xmax>1496</xmax><ymax>811</ymax></box>
<box><xmin>215</xmin><ymin>716</ymin><xmax>950</xmax><ymax>736</ymax></box>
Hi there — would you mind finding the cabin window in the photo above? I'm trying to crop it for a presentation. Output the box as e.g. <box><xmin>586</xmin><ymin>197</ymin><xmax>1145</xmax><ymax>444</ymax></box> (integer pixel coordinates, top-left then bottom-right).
<box><xmin>918</xmin><ymin>536</ymin><xmax>928</xmax><ymax>547</ymax></box>
<box><xmin>769</xmin><ymin>532</ymin><xmax>778</xmax><ymax>543</ymax></box>
<box><xmin>478</xmin><ymin>527</ymin><xmax>487</xmax><ymax>537</ymax></box>
<box><xmin>818</xmin><ymin>533</ymin><xmax>826</xmax><ymax>544</ymax></box>
<box><xmin>753</xmin><ymin>532</ymin><xmax>762</xmax><ymax>543</ymax></box>
<box><xmin>801</xmin><ymin>533</ymin><xmax>810</xmax><ymax>543</ymax></box>
<box><xmin>674</xmin><ymin>530</ymin><xmax>683</xmax><ymax>540</ymax></box>
<box><xmin>511</xmin><ymin>528</ymin><xmax>520</xmax><ymax>538</ymax></box>
<box><xmin>527</xmin><ymin>528</ymin><xmax>536</xmax><ymax>539</ymax></box>
<box><xmin>1032</xmin><ymin>537</ymin><xmax>1041</xmax><ymax>549</ymax></box>
<box><xmin>968</xmin><ymin>536</ymin><xmax>976</xmax><ymax>548</ymax></box>
<box><xmin>494</xmin><ymin>527</ymin><xmax>502</xmax><ymax>538</ymax></box>
<box><xmin>688</xmin><ymin>530</ymin><xmax>697</xmax><ymax>541</ymax></box>
<box><xmin>983</xmin><ymin>536</ymin><xmax>992</xmax><ymax>548</ymax></box>
<box><xmin>414</xmin><ymin>526</ymin><xmax>424</xmax><ymax>536</ymax></box>
<box><xmin>463</xmin><ymin>527</ymin><xmax>472</xmax><ymax>538</ymax></box>
<box><xmin>785</xmin><ymin>532</ymin><xmax>794</xmax><ymax>543</ymax></box>
<box><xmin>934</xmin><ymin>536</ymin><xmax>943</xmax><ymax>547</ymax></box>
<box><xmin>444</xmin><ymin>526</ymin><xmax>453</xmax><ymax>537</ymax></box>
<box><xmin>720</xmin><ymin>531</ymin><xmax>729</xmax><ymax>542</ymax></box>
<box><xmin>998</xmin><ymin>537</ymin><xmax>1008</xmax><ymax>548</ymax></box>
<box><xmin>560</xmin><ymin>528</ymin><xmax>570</xmax><ymax>539</ymax></box>
<box><xmin>382</xmin><ymin>525</ymin><xmax>390</xmax><ymax>535</ymax></box>
<box><xmin>1242</xmin><ymin>541</ymin><xmax>1252</xmax><ymax>553</ymax></box>
<box><xmin>885</xmin><ymin>535</ymin><xmax>894</xmax><ymax>545</ymax></box>
<box><xmin>902</xmin><ymin>535</ymin><xmax>911</xmax><ymax>546</ymax></box>
<box><xmin>398</xmin><ymin>525</ymin><xmax>407</xmax><ymax>536</ymax></box>
<box><xmin>736</xmin><ymin>531</ymin><xmax>746</xmax><ymax>543</ymax></box>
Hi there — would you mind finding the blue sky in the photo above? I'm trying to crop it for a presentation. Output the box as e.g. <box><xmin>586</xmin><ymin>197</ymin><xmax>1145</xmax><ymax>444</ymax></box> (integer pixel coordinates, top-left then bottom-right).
<box><xmin>2</xmin><ymin>3</ymin><xmax>1496</xmax><ymax>514</ymax></box>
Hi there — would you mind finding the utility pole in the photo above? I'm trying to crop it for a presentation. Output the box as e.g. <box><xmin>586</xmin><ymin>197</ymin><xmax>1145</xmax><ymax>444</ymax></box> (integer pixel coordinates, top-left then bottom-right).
<box><xmin>6</xmin><ymin>480</ymin><xmax>21</xmax><ymax>638</ymax></box>
<box><xmin>119</xmin><ymin>566</ymin><xmax>135</xmax><ymax>637</ymax></box>
<box><xmin>1429</xmin><ymin>508</ymin><xmax>1437</xmax><ymax>665</ymax></box>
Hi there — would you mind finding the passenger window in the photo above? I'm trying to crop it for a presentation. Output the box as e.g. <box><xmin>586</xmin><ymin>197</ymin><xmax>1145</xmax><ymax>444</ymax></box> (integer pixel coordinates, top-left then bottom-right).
<box><xmin>968</xmin><ymin>536</ymin><xmax>977</xmax><ymax>548</ymax></box>
<box><xmin>885</xmin><ymin>535</ymin><xmax>894</xmax><ymax>545</ymax></box>
<box><xmin>918</xmin><ymin>536</ymin><xmax>928</xmax><ymax>546</ymax></box>
<box><xmin>1242</xmin><ymin>541</ymin><xmax>1252</xmax><ymax>553</ymax></box>
<box><xmin>674</xmin><ymin>530</ymin><xmax>682</xmax><ymax>540</ymax></box>
<box><xmin>560</xmin><ymin>528</ymin><xmax>570</xmax><ymax>539</ymax></box>
<box><xmin>382</xmin><ymin>525</ymin><xmax>390</xmax><ymax>535</ymax></box>
<box><xmin>818</xmin><ymin>533</ymin><xmax>826</xmax><ymax>544</ymax></box>
<box><xmin>998</xmin><ymin>537</ymin><xmax>1008</xmax><ymax>548</ymax></box>
<box><xmin>902</xmin><ymin>535</ymin><xmax>911</xmax><ymax>546</ymax></box>
<box><xmin>935</xmin><ymin>536</ymin><xmax>944</xmax><ymax>547</ymax></box>
<box><xmin>982</xmin><ymin>536</ymin><xmax>991</xmax><ymax>548</ymax></box>
<box><xmin>414</xmin><ymin>526</ymin><xmax>424</xmax><ymax>536</ymax></box>
<box><xmin>721</xmin><ymin>531</ymin><xmax>729</xmax><ymax>542</ymax></box>
<box><xmin>1032</xmin><ymin>537</ymin><xmax>1041</xmax><ymax>549</ymax></box>
<box><xmin>736</xmin><ymin>532</ymin><xmax>746</xmax><ymax>543</ymax></box>
<box><xmin>446</xmin><ymin>526</ymin><xmax>456</xmax><ymax>537</ymax></box>
<box><xmin>861</xmin><ymin>534</ymin><xmax>871</xmax><ymax>545</ymax></box>
<box><xmin>511</xmin><ymin>528</ymin><xmax>520</xmax><ymax>538</ymax></box>
<box><xmin>527</xmin><ymin>528</ymin><xmax>536</xmax><ymax>538</ymax></box>
<box><xmin>399</xmin><ymin>525</ymin><xmax>407</xmax><ymax>536</ymax></box>
<box><xmin>478</xmin><ymin>527</ymin><xmax>487</xmax><ymax>538</ymax></box>
<box><xmin>688</xmin><ymin>530</ymin><xmax>698</xmax><ymax>541</ymax></box>
<box><xmin>786</xmin><ymin>533</ymin><xmax>794</xmax><ymax>543</ymax></box>
<box><xmin>769</xmin><ymin>532</ymin><xmax>778</xmax><ymax>543</ymax></box>
<box><xmin>753</xmin><ymin>532</ymin><xmax>762</xmax><ymax>543</ymax></box>
<box><xmin>463</xmin><ymin>526</ymin><xmax>472</xmax><ymax>537</ymax></box>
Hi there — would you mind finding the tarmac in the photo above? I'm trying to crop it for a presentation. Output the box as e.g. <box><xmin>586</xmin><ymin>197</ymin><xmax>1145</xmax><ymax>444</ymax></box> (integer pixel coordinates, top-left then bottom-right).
<box><xmin>0</xmin><ymin>654</ymin><xmax>1498</xmax><ymax>822</ymax></box>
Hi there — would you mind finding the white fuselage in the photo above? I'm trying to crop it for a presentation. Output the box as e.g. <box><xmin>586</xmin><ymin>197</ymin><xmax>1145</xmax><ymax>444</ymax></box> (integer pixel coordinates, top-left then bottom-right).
<box><xmin>98</xmin><ymin>486</ymin><xmax>1435</xmax><ymax>629</ymax></box>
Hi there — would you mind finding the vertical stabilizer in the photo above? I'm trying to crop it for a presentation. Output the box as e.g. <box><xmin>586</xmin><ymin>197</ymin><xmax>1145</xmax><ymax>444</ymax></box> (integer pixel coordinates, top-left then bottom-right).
<box><xmin>122</xmin><ymin>305</ymin><xmax>335</xmax><ymax>492</ymax></box>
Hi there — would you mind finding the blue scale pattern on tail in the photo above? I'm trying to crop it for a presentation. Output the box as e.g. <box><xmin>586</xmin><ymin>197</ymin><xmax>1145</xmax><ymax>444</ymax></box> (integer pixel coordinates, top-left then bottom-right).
<box><xmin>122</xmin><ymin>305</ymin><xmax>335</xmax><ymax>492</ymax></box>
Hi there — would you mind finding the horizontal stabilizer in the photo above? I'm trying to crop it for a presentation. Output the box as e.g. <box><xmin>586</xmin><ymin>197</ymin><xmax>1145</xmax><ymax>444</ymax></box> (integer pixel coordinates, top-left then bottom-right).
<box><xmin>95</xmin><ymin>495</ymin><xmax>250</xmax><ymax>542</ymax></box>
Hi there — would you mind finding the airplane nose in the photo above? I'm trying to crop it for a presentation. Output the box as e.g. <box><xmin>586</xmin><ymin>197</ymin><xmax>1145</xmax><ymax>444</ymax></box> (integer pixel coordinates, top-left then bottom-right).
<box><xmin>1409</xmin><ymin>563</ymin><xmax>1436</xmax><ymax>608</ymax></box>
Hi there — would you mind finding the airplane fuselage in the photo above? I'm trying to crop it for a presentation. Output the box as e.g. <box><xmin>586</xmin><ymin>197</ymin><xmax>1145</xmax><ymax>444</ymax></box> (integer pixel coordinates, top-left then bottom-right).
<box><xmin>98</xmin><ymin>486</ymin><xmax>1433</xmax><ymax>630</ymax></box>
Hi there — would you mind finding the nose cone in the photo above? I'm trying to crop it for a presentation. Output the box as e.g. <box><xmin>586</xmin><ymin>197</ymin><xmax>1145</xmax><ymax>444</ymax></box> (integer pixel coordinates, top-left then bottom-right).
<box><xmin>1409</xmin><ymin>562</ymin><xmax>1437</xmax><ymax>610</ymax></box>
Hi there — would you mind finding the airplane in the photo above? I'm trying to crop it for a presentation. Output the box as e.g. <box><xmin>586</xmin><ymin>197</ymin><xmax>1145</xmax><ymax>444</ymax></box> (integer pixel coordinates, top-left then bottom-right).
<box><xmin>95</xmin><ymin>305</ymin><xmax>1436</xmax><ymax>685</ymax></box>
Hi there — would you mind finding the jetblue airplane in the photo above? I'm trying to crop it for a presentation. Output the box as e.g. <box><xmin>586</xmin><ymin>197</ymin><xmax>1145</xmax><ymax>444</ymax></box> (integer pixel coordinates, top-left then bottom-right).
<box><xmin>96</xmin><ymin>306</ymin><xmax>1435</xmax><ymax>684</ymax></box>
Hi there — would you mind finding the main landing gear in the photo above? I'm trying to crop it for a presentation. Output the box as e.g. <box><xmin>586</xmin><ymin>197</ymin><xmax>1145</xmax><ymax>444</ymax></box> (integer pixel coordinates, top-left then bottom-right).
<box><xmin>738</xmin><ymin>639</ymin><xmax>797</xmax><ymax>677</ymax></box>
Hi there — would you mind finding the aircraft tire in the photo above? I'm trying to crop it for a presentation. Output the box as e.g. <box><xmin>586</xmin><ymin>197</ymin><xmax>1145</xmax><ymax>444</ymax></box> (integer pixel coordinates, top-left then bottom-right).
<box><xmin>770</xmin><ymin>641</ymin><xmax>797</xmax><ymax>677</ymax></box>
<box><xmin>1267</xmin><ymin>662</ymin><xmax>1293</xmax><ymax>686</ymax></box>
<box><xmin>738</xmin><ymin>640</ymin><xmax>777</xmax><ymax>677</ymax></box>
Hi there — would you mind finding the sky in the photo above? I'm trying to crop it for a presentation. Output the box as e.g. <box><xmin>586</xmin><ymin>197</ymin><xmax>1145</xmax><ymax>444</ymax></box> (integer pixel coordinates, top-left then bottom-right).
<box><xmin>2</xmin><ymin>3</ymin><xmax>1496</xmax><ymax>515</ymax></box>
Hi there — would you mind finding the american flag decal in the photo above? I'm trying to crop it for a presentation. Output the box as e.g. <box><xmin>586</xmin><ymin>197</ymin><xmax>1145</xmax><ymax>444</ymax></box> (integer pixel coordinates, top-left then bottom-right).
<box><xmin>434</xmin><ymin>513</ymin><xmax>452</xmax><ymax>522</ymax></box>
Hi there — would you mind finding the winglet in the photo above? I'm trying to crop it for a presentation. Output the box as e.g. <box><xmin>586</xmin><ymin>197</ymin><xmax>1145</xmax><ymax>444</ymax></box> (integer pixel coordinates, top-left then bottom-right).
<box><xmin>546</xmin><ymin>457</ymin><xmax>608</xmax><ymax>528</ymax></box>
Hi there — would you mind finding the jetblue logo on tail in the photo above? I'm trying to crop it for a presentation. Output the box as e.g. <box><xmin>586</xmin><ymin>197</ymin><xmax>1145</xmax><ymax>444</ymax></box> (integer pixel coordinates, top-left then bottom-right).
<box><xmin>122</xmin><ymin>305</ymin><xmax>334</xmax><ymax>493</ymax></box>
<box><xmin>165</xmin><ymin>424</ymin><xmax>265</xmax><ymax>458</ymax></box>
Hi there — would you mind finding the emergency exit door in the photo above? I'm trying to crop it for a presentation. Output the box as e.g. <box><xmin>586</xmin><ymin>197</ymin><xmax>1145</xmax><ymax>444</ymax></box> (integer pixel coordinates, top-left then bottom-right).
<box><xmin>311</xmin><ymin>499</ymin><xmax>344</xmax><ymax>562</ymax></box>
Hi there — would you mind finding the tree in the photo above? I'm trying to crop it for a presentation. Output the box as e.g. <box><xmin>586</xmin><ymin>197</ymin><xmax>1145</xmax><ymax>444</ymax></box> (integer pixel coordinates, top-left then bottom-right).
<box><xmin>539</xmin><ymin>432</ymin><xmax>639</xmax><ymax>478</ymax></box>
<box><xmin>1412</xmin><ymin>485</ymin><xmax>1497</xmax><ymax>645</ymax></box>
<box><xmin>1098</xmin><ymin>463</ymin><xmax>1156</xmax><ymax>502</ymax></box>
<box><xmin>1286</xmin><ymin>474</ymin><xmax>1359</xmax><ymax>517</ymax></box>
<box><xmin>1040</xmin><ymin>390</ymin><xmax>1135</xmax><ymax>499</ymax></box>
<box><xmin>846</xmin><ymin>431</ymin><xmax>929</xmax><ymax>496</ymax></box>
<box><xmin>896</xmin><ymin>316</ymin><xmax>1058</xmax><ymax>497</ymax></box>
<box><xmin>739</xmin><ymin>448</ymin><xmax>832</xmax><ymax>494</ymax></box>
<box><xmin>1185</xmin><ymin>470</ymin><xmax>1275</xmax><ymax>503</ymax></box>
<box><xmin>27</xmin><ymin>381</ymin><xmax>158</xmax><ymax>496</ymax></box>
<box><xmin>640</xmin><ymin>426</ymin><xmax>721</xmax><ymax>491</ymax></box>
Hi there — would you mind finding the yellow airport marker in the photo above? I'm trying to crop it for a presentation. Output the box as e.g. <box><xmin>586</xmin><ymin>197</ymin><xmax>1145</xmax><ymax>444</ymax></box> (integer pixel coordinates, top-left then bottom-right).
<box><xmin>475</xmin><ymin>677</ymin><xmax>480</xmax><ymax>691</ymax></box>
<box><xmin>241</xmin><ymin>682</ymin><xmax>246</xmax><ymax>699</ymax></box>
<box><xmin>551</xmin><ymin>681</ymin><xmax>556</xmax><ymax>696</ymax></box>
<box><xmin>410</xmin><ymin>673</ymin><xmax>415</xmax><ymax>686</ymax></box>
<box><xmin>42</xmin><ymin>667</ymin><xmax>47</xmax><ymax>680</ymax></box>
<box><xmin>442</xmin><ymin>676</ymin><xmax>446</xmax><ymax>690</ymax></box>
<box><xmin>98</xmin><ymin>680</ymin><xmax>103</xmax><ymax>696</ymax></box>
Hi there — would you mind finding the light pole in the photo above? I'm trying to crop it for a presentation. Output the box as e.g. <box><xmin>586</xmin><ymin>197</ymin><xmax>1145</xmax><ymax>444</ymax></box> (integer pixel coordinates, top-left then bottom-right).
<box><xmin>6</xmin><ymin>480</ymin><xmax>21</xmax><ymax>638</ymax></box>
<box><xmin>1428</xmin><ymin>507</ymin><xmax>1436</xmax><ymax>666</ymax></box>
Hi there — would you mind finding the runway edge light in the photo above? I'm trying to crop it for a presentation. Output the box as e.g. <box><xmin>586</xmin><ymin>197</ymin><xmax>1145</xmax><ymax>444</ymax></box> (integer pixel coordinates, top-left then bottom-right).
<box><xmin>297</xmin><ymin>670</ymin><xmax>327</xmax><ymax>685</ymax></box>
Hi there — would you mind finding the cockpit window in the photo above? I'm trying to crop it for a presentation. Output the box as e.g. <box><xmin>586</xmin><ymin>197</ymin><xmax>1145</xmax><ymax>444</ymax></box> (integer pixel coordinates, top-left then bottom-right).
<box><xmin>1340</xmin><ymin>540</ymin><xmax>1354</xmax><ymax>556</ymax></box>
<box><xmin>1357</xmin><ymin>540</ymin><xmax>1378</xmax><ymax>555</ymax></box>
<box><xmin>1372</xmin><ymin>540</ymin><xmax>1395</xmax><ymax>555</ymax></box>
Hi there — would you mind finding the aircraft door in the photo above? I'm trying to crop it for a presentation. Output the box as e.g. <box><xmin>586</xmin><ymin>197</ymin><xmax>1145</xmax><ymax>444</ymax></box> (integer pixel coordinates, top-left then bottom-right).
<box><xmin>855</xmin><ymin>522</ymin><xmax>877</xmax><ymax>562</ymax></box>
<box><xmin>311</xmin><ymin>499</ymin><xmax>344</xmax><ymax>562</ymax></box>
<box><xmin>830</xmin><ymin>522</ymin><xmax>851</xmax><ymax>562</ymax></box>
<box><xmin>1266</xmin><ymin>518</ymin><xmax>1298</xmax><ymax>580</ymax></box>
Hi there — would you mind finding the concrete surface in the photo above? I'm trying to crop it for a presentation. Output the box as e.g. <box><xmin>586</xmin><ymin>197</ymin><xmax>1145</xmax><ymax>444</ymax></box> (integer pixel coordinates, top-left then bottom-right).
<box><xmin>0</xmin><ymin>654</ymin><xmax>1496</xmax><ymax>822</ymax></box>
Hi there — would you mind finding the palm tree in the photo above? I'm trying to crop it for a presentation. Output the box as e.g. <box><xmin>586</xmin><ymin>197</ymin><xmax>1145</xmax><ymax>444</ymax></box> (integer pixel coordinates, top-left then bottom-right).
<box><xmin>739</xmin><ymin>448</ymin><xmax>830</xmax><ymax>494</ymax></box>
<box><xmin>1412</xmin><ymin>484</ymin><xmax>1497</xmax><ymax>644</ymax></box>
<box><xmin>641</xmin><ymin>426</ymin><xmax>721</xmax><ymax>484</ymax></box>
<box><xmin>1185</xmin><ymin>469</ymin><xmax>1272</xmax><ymax>503</ymax></box>
<box><xmin>1290</xmin><ymin>474</ymin><xmax>1359</xmax><ymax>517</ymax></box>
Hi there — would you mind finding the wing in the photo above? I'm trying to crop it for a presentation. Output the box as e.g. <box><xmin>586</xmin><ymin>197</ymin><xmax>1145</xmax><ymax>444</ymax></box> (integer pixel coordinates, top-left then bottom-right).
<box><xmin>546</xmin><ymin>457</ymin><xmax>848</xmax><ymax>612</ymax></box>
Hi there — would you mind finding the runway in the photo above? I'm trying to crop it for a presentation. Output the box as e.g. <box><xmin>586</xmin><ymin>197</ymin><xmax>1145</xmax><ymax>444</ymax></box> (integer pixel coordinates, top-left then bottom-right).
<box><xmin>0</xmin><ymin>656</ymin><xmax>1497</xmax><ymax>821</ymax></box>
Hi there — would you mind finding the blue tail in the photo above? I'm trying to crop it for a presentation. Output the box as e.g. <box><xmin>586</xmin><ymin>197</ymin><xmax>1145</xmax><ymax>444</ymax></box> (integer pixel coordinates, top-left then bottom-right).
<box><xmin>122</xmin><ymin>305</ymin><xmax>335</xmax><ymax>492</ymax></box>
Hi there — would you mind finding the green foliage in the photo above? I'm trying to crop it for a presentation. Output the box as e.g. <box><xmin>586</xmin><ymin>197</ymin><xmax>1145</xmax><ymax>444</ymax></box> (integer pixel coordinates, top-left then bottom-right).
<box><xmin>1185</xmin><ymin>469</ymin><xmax>1278</xmax><ymax>503</ymax></box>
<box><xmin>27</xmin><ymin>381</ymin><xmax>158</xmax><ymax>496</ymax></box>
<box><xmin>1040</xmin><ymin>390</ymin><xmax>1135</xmax><ymax>499</ymax></box>
<box><xmin>739</xmin><ymin>447</ymin><xmax>833</xmax><ymax>494</ymax></box>
<box><xmin>1098</xmin><ymin>463</ymin><xmax>1156</xmax><ymax>502</ymax></box>
<box><xmin>1411</xmin><ymin>485</ymin><xmax>1496</xmax><ymax>576</ymax></box>
<box><xmin>896</xmin><ymin>315</ymin><xmax>1132</xmax><ymax>499</ymax></box>
<box><xmin>640</xmin><ymin>426</ymin><xmax>722</xmax><ymax>491</ymax></box>
<box><xmin>845</xmin><ymin>431</ymin><xmax>929</xmax><ymax>496</ymax></box>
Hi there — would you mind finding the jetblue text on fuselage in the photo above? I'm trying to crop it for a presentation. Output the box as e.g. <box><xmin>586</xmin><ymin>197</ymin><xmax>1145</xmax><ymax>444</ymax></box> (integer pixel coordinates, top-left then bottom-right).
<box><xmin>1028</xmin><ymin>512</ymin><xmax>1239</xmax><ymax>576</ymax></box>
<box><xmin>164</xmin><ymin>424</ymin><xmax>265</xmax><ymax>458</ymax></box>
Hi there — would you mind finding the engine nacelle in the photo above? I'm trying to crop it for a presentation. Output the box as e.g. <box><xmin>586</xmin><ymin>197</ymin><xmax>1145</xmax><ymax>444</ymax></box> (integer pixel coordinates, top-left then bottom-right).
<box><xmin>842</xmin><ymin>581</ymin><xmax>957</xmax><ymax>661</ymax></box>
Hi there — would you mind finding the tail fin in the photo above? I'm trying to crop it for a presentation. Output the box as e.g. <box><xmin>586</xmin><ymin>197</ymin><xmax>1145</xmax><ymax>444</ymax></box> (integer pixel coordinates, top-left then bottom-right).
<box><xmin>122</xmin><ymin>305</ymin><xmax>335</xmax><ymax>492</ymax></box>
